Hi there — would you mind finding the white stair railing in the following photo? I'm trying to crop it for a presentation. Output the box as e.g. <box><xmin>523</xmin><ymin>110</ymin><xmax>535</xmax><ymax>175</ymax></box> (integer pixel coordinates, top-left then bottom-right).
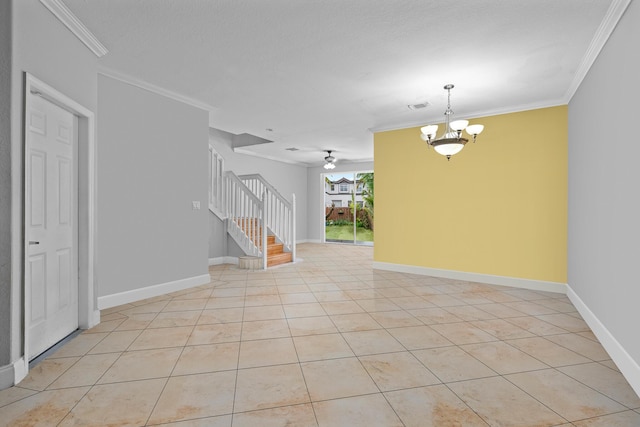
<box><xmin>224</xmin><ymin>171</ymin><xmax>265</xmax><ymax>260</ymax></box>
<box><xmin>239</xmin><ymin>174</ymin><xmax>296</xmax><ymax>261</ymax></box>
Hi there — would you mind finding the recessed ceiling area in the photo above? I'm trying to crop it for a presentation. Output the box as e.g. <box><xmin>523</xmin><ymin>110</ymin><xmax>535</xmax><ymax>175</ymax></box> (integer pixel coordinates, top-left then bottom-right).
<box><xmin>64</xmin><ymin>0</ymin><xmax>615</xmax><ymax>166</ymax></box>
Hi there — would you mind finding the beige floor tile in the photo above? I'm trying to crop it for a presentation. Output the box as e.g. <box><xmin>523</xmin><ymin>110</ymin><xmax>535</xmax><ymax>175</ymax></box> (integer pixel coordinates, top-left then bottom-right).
<box><xmin>345</xmin><ymin>289</ymin><xmax>385</xmax><ymax>300</ymax></box>
<box><xmin>388</xmin><ymin>296</ymin><xmax>435</xmax><ymax>310</ymax></box>
<box><xmin>152</xmin><ymin>415</ymin><xmax>232</xmax><ymax>426</ymax></box>
<box><xmin>408</xmin><ymin>307</ymin><xmax>463</xmax><ymax>324</ymax></box>
<box><xmin>149</xmin><ymin>310</ymin><xmax>201</xmax><ymax>328</ymax></box>
<box><xmin>283</xmin><ymin>302</ymin><xmax>327</xmax><ymax>318</ymax></box>
<box><xmin>355</xmin><ymin>298</ymin><xmax>401</xmax><ymax>312</ymax></box>
<box><xmin>600</xmin><ymin>359</ymin><xmax>622</xmax><ymax>372</ymax></box>
<box><xmin>559</xmin><ymin>363</ymin><xmax>640</xmax><ymax>408</ymax></box>
<box><xmin>0</xmin><ymin>386</ymin><xmax>37</xmax><ymax>408</ymax></box>
<box><xmin>320</xmin><ymin>300</ymin><xmax>365</xmax><ymax>315</ymax></box>
<box><xmin>188</xmin><ymin>323</ymin><xmax>242</xmax><ymax>345</ymax></box>
<box><xmin>234</xmin><ymin>364</ymin><xmax>309</xmax><ymax>412</ymax></box>
<box><xmin>502</xmin><ymin>301</ymin><xmax>557</xmax><ymax>316</ymax></box>
<box><xmin>375</xmin><ymin>287</ymin><xmax>415</xmax><ymax>298</ymax></box>
<box><xmin>3</xmin><ymin>387</ymin><xmax>89</xmax><ymax>426</ymax></box>
<box><xmin>423</xmin><ymin>294</ymin><xmax>466</xmax><ymax>307</ymax></box>
<box><xmin>129</xmin><ymin>326</ymin><xmax>193</xmax><ymax>350</ymax></box>
<box><xmin>278</xmin><ymin>284</ymin><xmax>311</xmax><ymax>294</ymax></box>
<box><xmin>162</xmin><ymin>298</ymin><xmax>207</xmax><ymax>312</ymax></box>
<box><xmin>443</xmin><ymin>305</ymin><xmax>496</xmax><ymax>321</ymax></box>
<box><xmin>245</xmin><ymin>285</ymin><xmax>278</xmax><ymax>296</ymax></box>
<box><xmin>287</xmin><ymin>316</ymin><xmax>338</xmax><ymax>336</ymax></box>
<box><xmin>313</xmin><ymin>291</ymin><xmax>352</xmax><ymax>302</ymax></box>
<box><xmin>470</xmin><ymin>319</ymin><xmax>535</xmax><ymax>340</ymax></box>
<box><xmin>17</xmin><ymin>357</ymin><xmax>79</xmax><ymax>391</ymax></box>
<box><xmin>385</xmin><ymin>384</ymin><xmax>490</xmax><ymax>427</ymax></box>
<box><xmin>205</xmin><ymin>296</ymin><xmax>245</xmax><ymax>309</ymax></box>
<box><xmin>448</xmin><ymin>376</ymin><xmax>566</xmax><ymax>427</ymax></box>
<box><xmin>507</xmin><ymin>336</ymin><xmax>591</xmax><ymax>367</ymax></box>
<box><xmin>313</xmin><ymin>393</ymin><xmax>403</xmax><ymax>427</ymax></box>
<box><xmin>88</xmin><ymin>330</ymin><xmax>141</xmax><ymax>354</ymax></box>
<box><xmin>359</xmin><ymin>351</ymin><xmax>440</xmax><ymax>391</ymax></box>
<box><xmin>48</xmin><ymin>333</ymin><xmax>108</xmax><ymax>358</ymax></box>
<box><xmin>197</xmin><ymin>307</ymin><xmax>244</xmax><ymax>324</ymax></box>
<box><xmin>172</xmin><ymin>342</ymin><xmax>240</xmax><ymax>375</ymax></box>
<box><xmin>536</xmin><ymin>313</ymin><xmax>591</xmax><ymax>332</ymax></box>
<box><xmin>98</xmin><ymin>347</ymin><xmax>182</xmax><ymax>383</ymax></box>
<box><xmin>301</xmin><ymin>357</ymin><xmax>378</xmax><ymax>401</ymax></box>
<box><xmin>430</xmin><ymin>322</ymin><xmax>498</xmax><ymax>345</ymax></box>
<box><xmin>232</xmin><ymin>403</ymin><xmax>318</xmax><ymax>427</ymax></box>
<box><xmin>505</xmin><ymin>369</ymin><xmax>626</xmax><ymax>421</ymax></box>
<box><xmin>244</xmin><ymin>294</ymin><xmax>282</xmax><ymax>307</ymax></box>
<box><xmin>48</xmin><ymin>353</ymin><xmax>120</xmax><ymax>389</ymax></box>
<box><xmin>387</xmin><ymin>325</ymin><xmax>453</xmax><ymax>350</ymax></box>
<box><xmin>330</xmin><ymin>313</ymin><xmax>382</xmax><ymax>332</ymax></box>
<box><xmin>114</xmin><ymin>313</ymin><xmax>157</xmax><ymax>331</ymax></box>
<box><xmin>412</xmin><ymin>346</ymin><xmax>497</xmax><ymax>383</ymax></box>
<box><xmin>279</xmin><ymin>292</ymin><xmax>317</xmax><ymax>304</ymax></box>
<box><xmin>573</xmin><ymin>410</ymin><xmax>640</xmax><ymax>426</ymax></box>
<box><xmin>60</xmin><ymin>379</ymin><xmax>164</xmax><ymax>426</ymax></box>
<box><xmin>83</xmin><ymin>317</ymin><xmax>125</xmax><ymax>334</ymax></box>
<box><xmin>241</xmin><ymin>319</ymin><xmax>290</xmax><ymax>341</ymax></box>
<box><xmin>505</xmin><ymin>316</ymin><xmax>569</xmax><ymax>335</ymax></box>
<box><xmin>369</xmin><ymin>310</ymin><xmax>423</xmax><ymax>328</ymax></box>
<box><xmin>174</xmin><ymin>288</ymin><xmax>214</xmax><ymax>300</ymax></box>
<box><xmin>120</xmin><ymin>300</ymin><xmax>169</xmax><ymax>315</ymax></box>
<box><xmin>211</xmin><ymin>287</ymin><xmax>246</xmax><ymax>298</ymax></box>
<box><xmin>242</xmin><ymin>305</ymin><xmax>286</xmax><ymax>321</ymax></box>
<box><xmin>461</xmin><ymin>341</ymin><xmax>548</xmax><ymax>374</ymax></box>
<box><xmin>546</xmin><ymin>333</ymin><xmax>611</xmax><ymax>361</ymax></box>
<box><xmin>341</xmin><ymin>329</ymin><xmax>405</xmax><ymax>355</ymax></box>
<box><xmin>293</xmin><ymin>333</ymin><xmax>354</xmax><ymax>362</ymax></box>
<box><xmin>239</xmin><ymin>337</ymin><xmax>298</xmax><ymax>368</ymax></box>
<box><xmin>506</xmin><ymin>369</ymin><xmax>626</xmax><ymax>421</ymax></box>
<box><xmin>475</xmin><ymin>302</ymin><xmax>527</xmax><ymax>318</ymax></box>
<box><xmin>148</xmin><ymin>371</ymin><xmax>236</xmax><ymax>424</ymax></box>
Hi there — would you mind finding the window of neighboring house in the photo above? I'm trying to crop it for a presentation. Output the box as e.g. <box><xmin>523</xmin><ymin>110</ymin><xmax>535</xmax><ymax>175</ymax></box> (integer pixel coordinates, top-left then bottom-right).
<box><xmin>340</xmin><ymin>184</ymin><xmax>348</xmax><ymax>192</ymax></box>
<box><xmin>332</xmin><ymin>200</ymin><xmax>342</xmax><ymax>207</ymax></box>
<box><xmin>330</xmin><ymin>184</ymin><xmax>335</xmax><ymax>192</ymax></box>
<box><xmin>356</xmin><ymin>201</ymin><xmax>363</xmax><ymax>208</ymax></box>
<box><xmin>209</xmin><ymin>144</ymin><xmax>225</xmax><ymax>215</ymax></box>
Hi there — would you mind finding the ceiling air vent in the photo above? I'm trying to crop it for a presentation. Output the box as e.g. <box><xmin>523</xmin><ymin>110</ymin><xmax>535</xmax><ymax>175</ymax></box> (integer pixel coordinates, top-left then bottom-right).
<box><xmin>408</xmin><ymin>102</ymin><xmax>430</xmax><ymax>110</ymax></box>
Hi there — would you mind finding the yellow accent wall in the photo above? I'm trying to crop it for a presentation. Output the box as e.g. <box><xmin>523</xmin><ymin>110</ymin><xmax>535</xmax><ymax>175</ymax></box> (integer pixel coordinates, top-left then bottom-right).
<box><xmin>374</xmin><ymin>106</ymin><xmax>567</xmax><ymax>284</ymax></box>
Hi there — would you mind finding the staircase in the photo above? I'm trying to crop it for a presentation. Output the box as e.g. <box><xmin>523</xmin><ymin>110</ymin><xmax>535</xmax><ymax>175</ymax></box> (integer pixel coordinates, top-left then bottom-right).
<box><xmin>221</xmin><ymin>172</ymin><xmax>296</xmax><ymax>269</ymax></box>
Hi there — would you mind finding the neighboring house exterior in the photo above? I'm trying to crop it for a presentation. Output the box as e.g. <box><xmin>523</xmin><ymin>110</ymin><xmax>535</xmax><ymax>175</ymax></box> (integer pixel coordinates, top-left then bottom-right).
<box><xmin>324</xmin><ymin>177</ymin><xmax>366</xmax><ymax>208</ymax></box>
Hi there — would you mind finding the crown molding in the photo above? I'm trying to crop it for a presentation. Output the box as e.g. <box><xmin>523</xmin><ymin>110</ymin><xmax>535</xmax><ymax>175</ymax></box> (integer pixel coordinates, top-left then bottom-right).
<box><xmin>39</xmin><ymin>0</ymin><xmax>108</xmax><ymax>57</ymax></box>
<box><xmin>98</xmin><ymin>66</ymin><xmax>217</xmax><ymax>113</ymax></box>
<box><xmin>369</xmin><ymin>99</ymin><xmax>566</xmax><ymax>134</ymax></box>
<box><xmin>563</xmin><ymin>0</ymin><xmax>633</xmax><ymax>103</ymax></box>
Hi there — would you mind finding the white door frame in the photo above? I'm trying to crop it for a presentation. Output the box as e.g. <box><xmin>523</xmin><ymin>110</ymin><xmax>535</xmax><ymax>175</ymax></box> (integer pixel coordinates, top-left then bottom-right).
<box><xmin>18</xmin><ymin>73</ymin><xmax>98</xmax><ymax>382</ymax></box>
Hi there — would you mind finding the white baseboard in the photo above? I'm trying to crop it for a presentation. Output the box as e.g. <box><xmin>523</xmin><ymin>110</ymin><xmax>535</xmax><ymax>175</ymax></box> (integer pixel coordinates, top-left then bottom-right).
<box><xmin>372</xmin><ymin>261</ymin><xmax>567</xmax><ymax>294</ymax></box>
<box><xmin>567</xmin><ymin>285</ymin><xmax>640</xmax><ymax>398</ymax></box>
<box><xmin>97</xmin><ymin>274</ymin><xmax>211</xmax><ymax>310</ymax></box>
<box><xmin>0</xmin><ymin>357</ymin><xmax>27</xmax><ymax>390</ymax></box>
<box><xmin>208</xmin><ymin>256</ymin><xmax>239</xmax><ymax>266</ymax></box>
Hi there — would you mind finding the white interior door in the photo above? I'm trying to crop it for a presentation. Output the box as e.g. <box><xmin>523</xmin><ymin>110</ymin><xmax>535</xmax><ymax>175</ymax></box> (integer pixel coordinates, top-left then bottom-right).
<box><xmin>26</xmin><ymin>94</ymin><xmax>79</xmax><ymax>360</ymax></box>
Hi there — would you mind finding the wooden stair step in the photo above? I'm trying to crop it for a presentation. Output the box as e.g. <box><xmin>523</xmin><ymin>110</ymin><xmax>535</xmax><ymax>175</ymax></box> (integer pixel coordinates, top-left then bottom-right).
<box><xmin>267</xmin><ymin>251</ymin><xmax>293</xmax><ymax>267</ymax></box>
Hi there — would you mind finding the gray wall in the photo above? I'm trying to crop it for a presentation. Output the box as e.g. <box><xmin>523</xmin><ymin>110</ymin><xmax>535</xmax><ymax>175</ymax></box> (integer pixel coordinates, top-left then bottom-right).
<box><xmin>2</xmin><ymin>0</ymin><xmax>98</xmax><ymax>374</ymax></box>
<box><xmin>0</xmin><ymin>0</ymin><xmax>12</xmax><ymax>368</ymax></box>
<box><xmin>208</xmin><ymin>128</ymin><xmax>308</xmax><ymax>258</ymax></box>
<box><xmin>568</xmin><ymin>1</ymin><xmax>639</xmax><ymax>367</ymax></box>
<box><xmin>98</xmin><ymin>75</ymin><xmax>210</xmax><ymax>297</ymax></box>
<box><xmin>306</xmin><ymin>161</ymin><xmax>374</xmax><ymax>242</ymax></box>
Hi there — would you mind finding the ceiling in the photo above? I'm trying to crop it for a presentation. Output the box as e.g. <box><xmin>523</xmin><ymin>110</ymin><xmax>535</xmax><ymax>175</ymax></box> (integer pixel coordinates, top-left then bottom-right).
<box><xmin>64</xmin><ymin>0</ymin><xmax>616</xmax><ymax>167</ymax></box>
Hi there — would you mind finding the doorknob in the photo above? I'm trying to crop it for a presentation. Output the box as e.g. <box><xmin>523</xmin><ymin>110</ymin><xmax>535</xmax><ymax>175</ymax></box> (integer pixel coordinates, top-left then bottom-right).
<box><xmin>29</xmin><ymin>241</ymin><xmax>40</xmax><ymax>245</ymax></box>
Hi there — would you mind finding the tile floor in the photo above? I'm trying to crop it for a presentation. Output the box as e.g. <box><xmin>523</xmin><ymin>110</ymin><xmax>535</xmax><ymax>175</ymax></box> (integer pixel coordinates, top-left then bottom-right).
<box><xmin>1</xmin><ymin>243</ymin><xmax>639</xmax><ymax>426</ymax></box>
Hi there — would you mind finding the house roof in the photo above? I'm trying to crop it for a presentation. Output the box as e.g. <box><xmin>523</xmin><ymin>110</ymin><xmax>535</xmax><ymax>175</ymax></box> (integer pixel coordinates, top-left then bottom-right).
<box><xmin>65</xmin><ymin>0</ymin><xmax>623</xmax><ymax>166</ymax></box>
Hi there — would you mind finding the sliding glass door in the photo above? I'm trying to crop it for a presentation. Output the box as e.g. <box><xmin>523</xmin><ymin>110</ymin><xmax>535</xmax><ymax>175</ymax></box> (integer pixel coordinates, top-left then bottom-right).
<box><xmin>323</xmin><ymin>170</ymin><xmax>373</xmax><ymax>246</ymax></box>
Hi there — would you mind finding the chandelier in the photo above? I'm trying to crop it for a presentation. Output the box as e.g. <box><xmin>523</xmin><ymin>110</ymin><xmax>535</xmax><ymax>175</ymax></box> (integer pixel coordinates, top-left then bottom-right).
<box><xmin>420</xmin><ymin>84</ymin><xmax>484</xmax><ymax>160</ymax></box>
<box><xmin>323</xmin><ymin>150</ymin><xmax>336</xmax><ymax>169</ymax></box>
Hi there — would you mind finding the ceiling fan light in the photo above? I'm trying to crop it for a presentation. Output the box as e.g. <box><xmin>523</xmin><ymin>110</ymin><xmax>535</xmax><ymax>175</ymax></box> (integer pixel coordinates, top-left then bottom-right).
<box><xmin>323</xmin><ymin>162</ymin><xmax>335</xmax><ymax>170</ymax></box>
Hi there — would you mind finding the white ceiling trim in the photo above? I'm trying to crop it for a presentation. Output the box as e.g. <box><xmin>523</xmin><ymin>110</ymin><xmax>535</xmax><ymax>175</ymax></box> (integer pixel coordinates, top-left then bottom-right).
<box><xmin>39</xmin><ymin>0</ymin><xmax>108</xmax><ymax>57</ymax></box>
<box><xmin>232</xmin><ymin>147</ymin><xmax>307</xmax><ymax>167</ymax></box>
<box><xmin>98</xmin><ymin>66</ymin><xmax>216</xmax><ymax>113</ymax></box>
<box><xmin>369</xmin><ymin>99</ymin><xmax>568</xmax><ymax>134</ymax></box>
<box><xmin>563</xmin><ymin>0</ymin><xmax>632</xmax><ymax>103</ymax></box>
